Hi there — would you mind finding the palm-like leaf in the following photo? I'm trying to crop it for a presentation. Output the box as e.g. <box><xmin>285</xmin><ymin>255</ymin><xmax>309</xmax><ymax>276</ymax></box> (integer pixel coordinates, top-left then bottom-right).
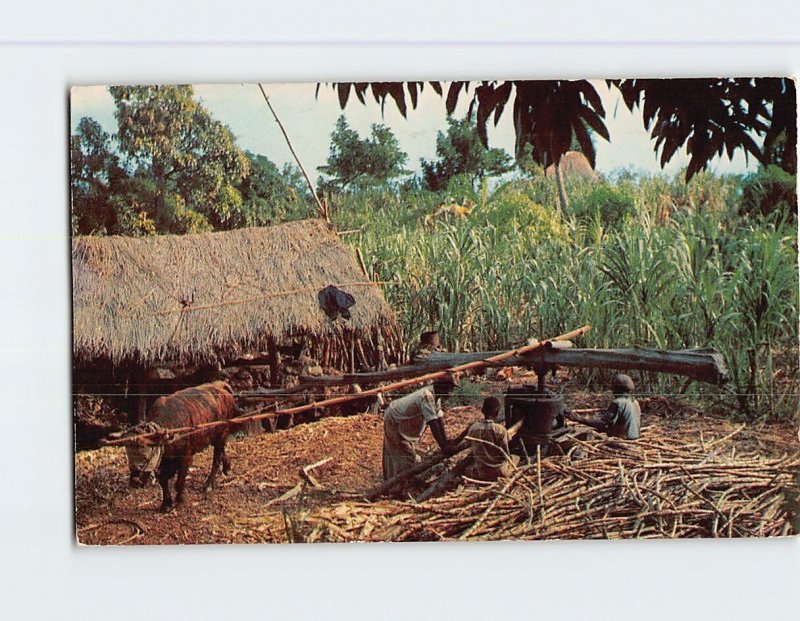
<box><xmin>612</xmin><ymin>78</ymin><xmax>795</xmax><ymax>180</ymax></box>
<box><xmin>321</xmin><ymin>78</ymin><xmax>795</xmax><ymax>179</ymax></box>
<box><xmin>322</xmin><ymin>80</ymin><xmax>608</xmax><ymax>168</ymax></box>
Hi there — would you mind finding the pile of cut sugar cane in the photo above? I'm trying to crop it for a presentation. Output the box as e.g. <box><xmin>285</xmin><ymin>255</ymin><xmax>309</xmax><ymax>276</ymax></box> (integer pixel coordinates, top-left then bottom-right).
<box><xmin>293</xmin><ymin>423</ymin><xmax>800</xmax><ymax>542</ymax></box>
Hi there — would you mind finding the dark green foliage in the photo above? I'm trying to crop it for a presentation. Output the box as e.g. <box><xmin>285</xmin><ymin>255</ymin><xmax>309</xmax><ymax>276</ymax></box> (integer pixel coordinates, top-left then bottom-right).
<box><xmin>319</xmin><ymin>81</ymin><xmax>427</xmax><ymax>117</ymax></box>
<box><xmin>326</xmin><ymin>78</ymin><xmax>796</xmax><ymax>183</ymax></box>
<box><xmin>420</xmin><ymin>114</ymin><xmax>513</xmax><ymax>191</ymax></box>
<box><xmin>740</xmin><ymin>165</ymin><xmax>798</xmax><ymax>221</ymax></box>
<box><xmin>317</xmin><ymin>115</ymin><xmax>409</xmax><ymax>190</ymax></box>
<box><xmin>442</xmin><ymin>174</ymin><xmax>480</xmax><ymax>205</ymax></box>
<box><xmin>325</xmin><ymin>80</ymin><xmax>609</xmax><ymax>172</ymax></box>
<box><xmin>763</xmin><ymin>129</ymin><xmax>797</xmax><ymax>175</ymax></box>
<box><xmin>107</xmin><ymin>174</ymin><xmax>158</xmax><ymax>236</ymax></box>
<box><xmin>570</xmin><ymin>183</ymin><xmax>636</xmax><ymax>228</ymax></box>
<box><xmin>71</xmin><ymin>87</ymin><xmax>311</xmax><ymax>235</ymax></box>
<box><xmin>759</xmin><ymin>79</ymin><xmax>797</xmax><ymax>175</ymax></box>
<box><xmin>613</xmin><ymin>78</ymin><xmax>797</xmax><ymax>181</ymax></box>
<box><xmin>481</xmin><ymin>182</ymin><xmax>570</xmax><ymax>240</ymax></box>
<box><xmin>109</xmin><ymin>85</ymin><xmax>250</xmax><ymax>234</ymax></box>
<box><xmin>237</xmin><ymin>152</ymin><xmax>314</xmax><ymax>226</ymax></box>
<box><xmin>70</xmin><ymin>117</ymin><xmax>126</xmax><ymax>235</ymax></box>
<box><xmin>506</xmin><ymin>80</ymin><xmax>609</xmax><ymax>168</ymax></box>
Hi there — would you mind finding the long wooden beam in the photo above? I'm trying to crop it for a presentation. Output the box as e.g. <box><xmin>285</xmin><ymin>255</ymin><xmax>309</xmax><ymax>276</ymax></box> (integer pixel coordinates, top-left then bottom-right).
<box><xmin>300</xmin><ymin>347</ymin><xmax>728</xmax><ymax>387</ymax></box>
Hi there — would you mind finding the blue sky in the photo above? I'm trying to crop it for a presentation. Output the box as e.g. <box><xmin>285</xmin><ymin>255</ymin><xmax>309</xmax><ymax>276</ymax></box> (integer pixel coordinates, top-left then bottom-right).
<box><xmin>70</xmin><ymin>81</ymin><xmax>758</xmax><ymax>180</ymax></box>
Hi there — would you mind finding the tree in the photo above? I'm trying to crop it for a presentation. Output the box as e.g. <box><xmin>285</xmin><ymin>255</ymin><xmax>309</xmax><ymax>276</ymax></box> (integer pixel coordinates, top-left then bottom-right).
<box><xmin>421</xmin><ymin>113</ymin><xmax>513</xmax><ymax>192</ymax></box>
<box><xmin>317</xmin><ymin>115</ymin><xmax>409</xmax><ymax>190</ymax></box>
<box><xmin>321</xmin><ymin>78</ymin><xmax>796</xmax><ymax>183</ymax></box>
<box><xmin>109</xmin><ymin>85</ymin><xmax>249</xmax><ymax>233</ymax></box>
<box><xmin>237</xmin><ymin>152</ymin><xmax>314</xmax><ymax>225</ymax></box>
<box><xmin>756</xmin><ymin>79</ymin><xmax>797</xmax><ymax>175</ymax></box>
<box><xmin>70</xmin><ymin>117</ymin><xmax>126</xmax><ymax>234</ymax></box>
<box><xmin>321</xmin><ymin>81</ymin><xmax>606</xmax><ymax>211</ymax></box>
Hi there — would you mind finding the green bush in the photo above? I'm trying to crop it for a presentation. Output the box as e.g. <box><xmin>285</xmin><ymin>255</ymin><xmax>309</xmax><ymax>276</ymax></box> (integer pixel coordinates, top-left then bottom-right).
<box><xmin>570</xmin><ymin>183</ymin><xmax>636</xmax><ymax>228</ymax></box>
<box><xmin>483</xmin><ymin>188</ymin><xmax>570</xmax><ymax>243</ymax></box>
<box><xmin>444</xmin><ymin>174</ymin><xmax>480</xmax><ymax>205</ymax></box>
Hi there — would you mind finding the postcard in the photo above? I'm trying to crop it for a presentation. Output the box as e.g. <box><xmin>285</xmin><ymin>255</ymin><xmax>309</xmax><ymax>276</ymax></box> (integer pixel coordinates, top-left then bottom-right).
<box><xmin>72</xmin><ymin>79</ymin><xmax>799</xmax><ymax>544</ymax></box>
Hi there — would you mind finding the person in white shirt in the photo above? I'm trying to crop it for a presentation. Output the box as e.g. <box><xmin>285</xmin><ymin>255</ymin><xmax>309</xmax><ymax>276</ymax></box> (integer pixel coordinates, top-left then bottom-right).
<box><xmin>382</xmin><ymin>374</ymin><xmax>459</xmax><ymax>481</ymax></box>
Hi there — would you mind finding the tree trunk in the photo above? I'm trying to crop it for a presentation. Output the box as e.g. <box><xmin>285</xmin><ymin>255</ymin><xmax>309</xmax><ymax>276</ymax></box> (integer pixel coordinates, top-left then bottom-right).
<box><xmin>554</xmin><ymin>159</ymin><xmax>570</xmax><ymax>213</ymax></box>
<box><xmin>152</xmin><ymin>159</ymin><xmax>169</xmax><ymax>228</ymax></box>
<box><xmin>300</xmin><ymin>347</ymin><xmax>729</xmax><ymax>387</ymax></box>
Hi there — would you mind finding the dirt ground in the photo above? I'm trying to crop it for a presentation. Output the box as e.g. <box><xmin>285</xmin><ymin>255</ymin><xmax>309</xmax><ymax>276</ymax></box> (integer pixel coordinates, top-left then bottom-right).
<box><xmin>75</xmin><ymin>373</ymin><xmax>799</xmax><ymax>545</ymax></box>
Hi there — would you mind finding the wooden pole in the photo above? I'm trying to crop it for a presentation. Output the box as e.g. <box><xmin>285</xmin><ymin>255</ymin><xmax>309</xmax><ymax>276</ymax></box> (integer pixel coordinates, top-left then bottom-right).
<box><xmin>257</xmin><ymin>83</ymin><xmax>328</xmax><ymax>221</ymax></box>
<box><xmin>101</xmin><ymin>326</ymin><xmax>590</xmax><ymax>447</ymax></box>
<box><xmin>267</xmin><ymin>337</ymin><xmax>281</xmax><ymax>388</ymax></box>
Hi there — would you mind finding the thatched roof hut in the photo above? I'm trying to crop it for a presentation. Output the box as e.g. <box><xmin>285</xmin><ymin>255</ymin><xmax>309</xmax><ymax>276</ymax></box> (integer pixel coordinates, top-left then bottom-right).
<box><xmin>73</xmin><ymin>219</ymin><xmax>401</xmax><ymax>370</ymax></box>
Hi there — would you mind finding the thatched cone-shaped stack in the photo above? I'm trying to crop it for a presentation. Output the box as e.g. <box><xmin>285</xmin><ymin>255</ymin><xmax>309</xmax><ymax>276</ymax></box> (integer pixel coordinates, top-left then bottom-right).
<box><xmin>545</xmin><ymin>151</ymin><xmax>599</xmax><ymax>182</ymax></box>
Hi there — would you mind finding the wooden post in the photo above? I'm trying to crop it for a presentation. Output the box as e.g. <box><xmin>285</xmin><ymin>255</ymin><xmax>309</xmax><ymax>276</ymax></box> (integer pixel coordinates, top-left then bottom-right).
<box><xmin>374</xmin><ymin>327</ymin><xmax>386</xmax><ymax>372</ymax></box>
<box><xmin>137</xmin><ymin>391</ymin><xmax>148</xmax><ymax>423</ymax></box>
<box><xmin>267</xmin><ymin>337</ymin><xmax>281</xmax><ymax>387</ymax></box>
<box><xmin>134</xmin><ymin>368</ymin><xmax>149</xmax><ymax>423</ymax></box>
<box><xmin>355</xmin><ymin>338</ymin><xmax>369</xmax><ymax>371</ymax></box>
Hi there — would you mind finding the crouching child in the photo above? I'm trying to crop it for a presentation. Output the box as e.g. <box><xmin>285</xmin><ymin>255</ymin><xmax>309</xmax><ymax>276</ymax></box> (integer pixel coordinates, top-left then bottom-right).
<box><xmin>465</xmin><ymin>397</ymin><xmax>520</xmax><ymax>481</ymax></box>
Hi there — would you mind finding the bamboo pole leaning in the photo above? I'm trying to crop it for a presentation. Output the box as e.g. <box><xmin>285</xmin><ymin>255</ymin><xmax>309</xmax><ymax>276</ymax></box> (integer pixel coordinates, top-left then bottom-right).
<box><xmin>101</xmin><ymin>325</ymin><xmax>591</xmax><ymax>448</ymax></box>
<box><xmin>257</xmin><ymin>84</ymin><xmax>328</xmax><ymax>221</ymax></box>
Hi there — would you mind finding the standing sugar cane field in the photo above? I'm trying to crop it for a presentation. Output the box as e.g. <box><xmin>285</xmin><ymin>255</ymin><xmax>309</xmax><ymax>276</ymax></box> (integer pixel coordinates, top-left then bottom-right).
<box><xmin>71</xmin><ymin>79</ymin><xmax>800</xmax><ymax>545</ymax></box>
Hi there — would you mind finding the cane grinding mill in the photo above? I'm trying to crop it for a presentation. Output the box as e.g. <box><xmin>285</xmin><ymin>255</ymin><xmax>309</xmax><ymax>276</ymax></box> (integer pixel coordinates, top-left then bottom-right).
<box><xmin>504</xmin><ymin>341</ymin><xmax>572</xmax><ymax>457</ymax></box>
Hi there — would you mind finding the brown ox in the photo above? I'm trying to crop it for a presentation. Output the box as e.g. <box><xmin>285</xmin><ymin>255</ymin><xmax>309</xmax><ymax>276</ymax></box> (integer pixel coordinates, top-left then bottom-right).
<box><xmin>109</xmin><ymin>381</ymin><xmax>238</xmax><ymax>512</ymax></box>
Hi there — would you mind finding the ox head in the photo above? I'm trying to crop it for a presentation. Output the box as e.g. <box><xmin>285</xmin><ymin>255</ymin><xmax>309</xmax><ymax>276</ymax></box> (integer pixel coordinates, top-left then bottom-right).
<box><xmin>107</xmin><ymin>422</ymin><xmax>166</xmax><ymax>488</ymax></box>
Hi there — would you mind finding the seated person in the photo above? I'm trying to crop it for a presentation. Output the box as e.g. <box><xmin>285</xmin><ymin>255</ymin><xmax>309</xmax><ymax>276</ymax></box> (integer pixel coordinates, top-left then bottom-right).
<box><xmin>464</xmin><ymin>396</ymin><xmax>520</xmax><ymax>481</ymax></box>
<box><xmin>566</xmin><ymin>373</ymin><xmax>641</xmax><ymax>440</ymax></box>
<box><xmin>409</xmin><ymin>330</ymin><xmax>443</xmax><ymax>363</ymax></box>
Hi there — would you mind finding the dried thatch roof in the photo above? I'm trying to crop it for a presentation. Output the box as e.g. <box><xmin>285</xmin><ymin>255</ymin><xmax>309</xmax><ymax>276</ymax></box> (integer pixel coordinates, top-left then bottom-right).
<box><xmin>73</xmin><ymin>219</ymin><xmax>399</xmax><ymax>367</ymax></box>
<box><xmin>545</xmin><ymin>151</ymin><xmax>599</xmax><ymax>182</ymax></box>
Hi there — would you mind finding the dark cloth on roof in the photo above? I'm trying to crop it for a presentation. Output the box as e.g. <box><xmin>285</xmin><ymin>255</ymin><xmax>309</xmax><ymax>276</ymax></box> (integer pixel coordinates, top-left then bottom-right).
<box><xmin>318</xmin><ymin>285</ymin><xmax>356</xmax><ymax>320</ymax></box>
